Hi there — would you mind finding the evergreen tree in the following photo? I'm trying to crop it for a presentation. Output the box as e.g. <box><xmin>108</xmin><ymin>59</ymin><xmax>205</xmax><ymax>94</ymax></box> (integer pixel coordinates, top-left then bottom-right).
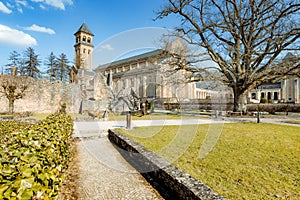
<box><xmin>5</xmin><ymin>51</ymin><xmax>20</xmax><ymax>75</ymax></box>
<box><xmin>45</xmin><ymin>52</ymin><xmax>57</xmax><ymax>82</ymax></box>
<box><xmin>23</xmin><ymin>47</ymin><xmax>41</xmax><ymax>78</ymax></box>
<box><xmin>56</xmin><ymin>53</ymin><xmax>70</xmax><ymax>82</ymax></box>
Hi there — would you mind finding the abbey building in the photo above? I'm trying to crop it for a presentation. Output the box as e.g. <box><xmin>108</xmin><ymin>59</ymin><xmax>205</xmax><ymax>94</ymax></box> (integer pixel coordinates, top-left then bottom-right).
<box><xmin>71</xmin><ymin>23</ymin><xmax>214</xmax><ymax>112</ymax></box>
<box><xmin>71</xmin><ymin>23</ymin><xmax>300</xmax><ymax>113</ymax></box>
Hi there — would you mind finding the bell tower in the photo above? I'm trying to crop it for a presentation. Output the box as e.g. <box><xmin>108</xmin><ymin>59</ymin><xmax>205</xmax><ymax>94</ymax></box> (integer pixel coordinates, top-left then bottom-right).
<box><xmin>74</xmin><ymin>23</ymin><xmax>94</xmax><ymax>70</ymax></box>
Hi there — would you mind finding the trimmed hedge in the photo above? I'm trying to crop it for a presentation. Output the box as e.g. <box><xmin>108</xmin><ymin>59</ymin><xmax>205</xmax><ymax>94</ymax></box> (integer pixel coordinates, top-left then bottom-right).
<box><xmin>247</xmin><ymin>103</ymin><xmax>300</xmax><ymax>114</ymax></box>
<box><xmin>0</xmin><ymin>113</ymin><xmax>73</xmax><ymax>199</ymax></box>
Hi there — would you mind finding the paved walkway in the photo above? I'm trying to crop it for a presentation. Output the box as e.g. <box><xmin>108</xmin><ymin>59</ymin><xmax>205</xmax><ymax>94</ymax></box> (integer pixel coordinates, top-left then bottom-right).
<box><xmin>75</xmin><ymin>137</ymin><xmax>163</xmax><ymax>200</ymax></box>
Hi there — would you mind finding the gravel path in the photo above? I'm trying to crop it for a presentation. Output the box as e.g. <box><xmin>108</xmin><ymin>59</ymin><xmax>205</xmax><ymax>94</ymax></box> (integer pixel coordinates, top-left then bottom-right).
<box><xmin>75</xmin><ymin>137</ymin><xmax>163</xmax><ymax>200</ymax></box>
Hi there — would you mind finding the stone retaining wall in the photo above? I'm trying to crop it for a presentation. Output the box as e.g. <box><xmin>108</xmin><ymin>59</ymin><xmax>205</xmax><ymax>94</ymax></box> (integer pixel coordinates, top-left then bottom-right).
<box><xmin>0</xmin><ymin>77</ymin><xmax>110</xmax><ymax>114</ymax></box>
<box><xmin>108</xmin><ymin>129</ymin><xmax>226</xmax><ymax>200</ymax></box>
<box><xmin>0</xmin><ymin>79</ymin><xmax>81</xmax><ymax>113</ymax></box>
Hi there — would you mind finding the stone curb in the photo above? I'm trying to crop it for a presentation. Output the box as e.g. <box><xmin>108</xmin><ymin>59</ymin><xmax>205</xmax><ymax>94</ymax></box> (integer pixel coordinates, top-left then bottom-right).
<box><xmin>108</xmin><ymin>129</ymin><xmax>226</xmax><ymax>200</ymax></box>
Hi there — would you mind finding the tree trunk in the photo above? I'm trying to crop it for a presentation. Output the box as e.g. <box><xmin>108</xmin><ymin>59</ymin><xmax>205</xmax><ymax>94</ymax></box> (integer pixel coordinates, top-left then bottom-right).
<box><xmin>9</xmin><ymin>99</ymin><xmax>14</xmax><ymax>114</ymax></box>
<box><xmin>233</xmin><ymin>87</ymin><xmax>248</xmax><ymax>113</ymax></box>
<box><xmin>233</xmin><ymin>87</ymin><xmax>241</xmax><ymax>112</ymax></box>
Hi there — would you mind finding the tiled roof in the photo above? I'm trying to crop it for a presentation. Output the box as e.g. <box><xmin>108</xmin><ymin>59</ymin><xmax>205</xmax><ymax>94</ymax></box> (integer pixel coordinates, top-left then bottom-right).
<box><xmin>96</xmin><ymin>49</ymin><xmax>164</xmax><ymax>70</ymax></box>
<box><xmin>75</xmin><ymin>23</ymin><xmax>94</xmax><ymax>36</ymax></box>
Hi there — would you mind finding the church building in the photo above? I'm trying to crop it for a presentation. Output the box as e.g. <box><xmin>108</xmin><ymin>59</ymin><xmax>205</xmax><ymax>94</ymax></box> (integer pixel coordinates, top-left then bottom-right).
<box><xmin>70</xmin><ymin>23</ymin><xmax>299</xmax><ymax>113</ymax></box>
<box><xmin>71</xmin><ymin>23</ymin><xmax>211</xmax><ymax>112</ymax></box>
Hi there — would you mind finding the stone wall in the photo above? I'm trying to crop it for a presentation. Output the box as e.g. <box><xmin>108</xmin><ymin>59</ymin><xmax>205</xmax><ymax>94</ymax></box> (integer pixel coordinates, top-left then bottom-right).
<box><xmin>108</xmin><ymin>129</ymin><xmax>226</xmax><ymax>200</ymax></box>
<box><xmin>0</xmin><ymin>78</ymin><xmax>82</xmax><ymax>114</ymax></box>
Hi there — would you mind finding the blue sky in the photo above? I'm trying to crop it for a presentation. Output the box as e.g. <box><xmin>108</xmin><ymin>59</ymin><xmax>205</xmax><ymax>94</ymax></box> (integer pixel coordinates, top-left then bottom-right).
<box><xmin>0</xmin><ymin>0</ymin><xmax>178</xmax><ymax>71</ymax></box>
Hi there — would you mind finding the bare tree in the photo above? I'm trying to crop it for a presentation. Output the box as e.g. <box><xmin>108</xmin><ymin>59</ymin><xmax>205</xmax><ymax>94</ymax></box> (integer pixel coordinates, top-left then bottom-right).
<box><xmin>0</xmin><ymin>75</ymin><xmax>32</xmax><ymax>114</ymax></box>
<box><xmin>156</xmin><ymin>0</ymin><xmax>300</xmax><ymax>111</ymax></box>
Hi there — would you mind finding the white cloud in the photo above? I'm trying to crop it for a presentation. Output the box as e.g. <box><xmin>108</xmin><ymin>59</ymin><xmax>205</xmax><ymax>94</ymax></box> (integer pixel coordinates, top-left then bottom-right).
<box><xmin>15</xmin><ymin>0</ymin><xmax>34</xmax><ymax>13</ymax></box>
<box><xmin>17</xmin><ymin>7</ymin><xmax>23</xmax><ymax>13</ymax></box>
<box><xmin>0</xmin><ymin>2</ymin><xmax>12</xmax><ymax>14</ymax></box>
<box><xmin>0</xmin><ymin>24</ymin><xmax>37</xmax><ymax>47</ymax></box>
<box><xmin>39</xmin><ymin>4</ymin><xmax>46</xmax><ymax>9</ymax></box>
<box><xmin>24</xmin><ymin>24</ymin><xmax>55</xmax><ymax>34</ymax></box>
<box><xmin>16</xmin><ymin>0</ymin><xmax>28</xmax><ymax>7</ymax></box>
<box><xmin>31</xmin><ymin>0</ymin><xmax>73</xmax><ymax>10</ymax></box>
<box><xmin>45</xmin><ymin>0</ymin><xmax>73</xmax><ymax>10</ymax></box>
<box><xmin>101</xmin><ymin>44</ymin><xmax>114</xmax><ymax>51</ymax></box>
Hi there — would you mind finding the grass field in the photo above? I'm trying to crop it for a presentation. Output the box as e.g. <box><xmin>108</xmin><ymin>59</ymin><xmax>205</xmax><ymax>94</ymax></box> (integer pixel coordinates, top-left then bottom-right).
<box><xmin>118</xmin><ymin>123</ymin><xmax>300</xmax><ymax>200</ymax></box>
<box><xmin>109</xmin><ymin>112</ymin><xmax>210</xmax><ymax>121</ymax></box>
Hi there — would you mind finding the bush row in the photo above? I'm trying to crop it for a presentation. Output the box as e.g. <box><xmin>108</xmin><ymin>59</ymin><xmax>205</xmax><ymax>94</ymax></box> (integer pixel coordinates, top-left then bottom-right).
<box><xmin>247</xmin><ymin>103</ymin><xmax>300</xmax><ymax>114</ymax></box>
<box><xmin>0</xmin><ymin>113</ymin><xmax>73</xmax><ymax>199</ymax></box>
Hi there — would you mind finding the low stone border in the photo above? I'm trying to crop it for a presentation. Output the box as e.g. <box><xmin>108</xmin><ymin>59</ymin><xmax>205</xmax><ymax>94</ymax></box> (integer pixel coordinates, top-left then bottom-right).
<box><xmin>108</xmin><ymin>129</ymin><xmax>226</xmax><ymax>200</ymax></box>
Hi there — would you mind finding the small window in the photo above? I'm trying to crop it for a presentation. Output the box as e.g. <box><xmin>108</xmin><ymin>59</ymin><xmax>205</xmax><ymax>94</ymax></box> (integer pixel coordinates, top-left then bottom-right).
<box><xmin>87</xmin><ymin>37</ymin><xmax>91</xmax><ymax>43</ymax></box>
<box><xmin>83</xmin><ymin>49</ymin><xmax>86</xmax><ymax>53</ymax></box>
<box><xmin>124</xmin><ymin>65</ymin><xmax>130</xmax><ymax>71</ymax></box>
<box><xmin>88</xmin><ymin>50</ymin><xmax>91</xmax><ymax>54</ymax></box>
<box><xmin>83</xmin><ymin>36</ymin><xmax>86</xmax><ymax>42</ymax></box>
<box><xmin>131</xmin><ymin>63</ymin><xmax>137</xmax><ymax>69</ymax></box>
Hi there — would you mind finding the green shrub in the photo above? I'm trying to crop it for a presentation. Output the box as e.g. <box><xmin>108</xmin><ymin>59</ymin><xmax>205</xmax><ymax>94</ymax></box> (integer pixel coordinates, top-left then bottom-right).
<box><xmin>268</xmin><ymin>99</ymin><xmax>273</xmax><ymax>104</ymax></box>
<box><xmin>260</xmin><ymin>98</ymin><xmax>267</xmax><ymax>103</ymax></box>
<box><xmin>0</xmin><ymin>113</ymin><xmax>73</xmax><ymax>199</ymax></box>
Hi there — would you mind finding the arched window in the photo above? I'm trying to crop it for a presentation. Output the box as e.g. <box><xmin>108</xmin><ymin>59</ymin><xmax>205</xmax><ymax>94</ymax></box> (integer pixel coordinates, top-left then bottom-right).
<box><xmin>87</xmin><ymin>37</ymin><xmax>91</xmax><ymax>43</ymax></box>
<box><xmin>267</xmin><ymin>92</ymin><xmax>272</xmax><ymax>100</ymax></box>
<box><xmin>251</xmin><ymin>93</ymin><xmax>256</xmax><ymax>99</ymax></box>
<box><xmin>83</xmin><ymin>36</ymin><xmax>86</xmax><ymax>42</ymax></box>
<box><xmin>274</xmin><ymin>92</ymin><xmax>278</xmax><ymax>100</ymax></box>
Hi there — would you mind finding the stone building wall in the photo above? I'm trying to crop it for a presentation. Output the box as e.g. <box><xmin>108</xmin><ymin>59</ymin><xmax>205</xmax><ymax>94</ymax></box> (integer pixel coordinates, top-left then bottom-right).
<box><xmin>0</xmin><ymin>78</ymin><xmax>82</xmax><ymax>114</ymax></box>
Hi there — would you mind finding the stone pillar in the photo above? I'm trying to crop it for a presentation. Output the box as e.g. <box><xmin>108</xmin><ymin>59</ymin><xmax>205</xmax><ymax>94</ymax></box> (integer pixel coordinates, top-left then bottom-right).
<box><xmin>295</xmin><ymin>79</ymin><xmax>298</xmax><ymax>103</ymax></box>
<box><xmin>256</xmin><ymin>91</ymin><xmax>260</xmax><ymax>100</ymax></box>
<box><xmin>281</xmin><ymin>79</ymin><xmax>286</xmax><ymax>102</ymax></box>
<box><xmin>143</xmin><ymin>76</ymin><xmax>147</xmax><ymax>98</ymax></box>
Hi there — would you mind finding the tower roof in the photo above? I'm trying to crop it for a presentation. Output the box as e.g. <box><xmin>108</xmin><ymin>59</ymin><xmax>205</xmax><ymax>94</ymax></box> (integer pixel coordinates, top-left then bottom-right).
<box><xmin>74</xmin><ymin>23</ymin><xmax>94</xmax><ymax>36</ymax></box>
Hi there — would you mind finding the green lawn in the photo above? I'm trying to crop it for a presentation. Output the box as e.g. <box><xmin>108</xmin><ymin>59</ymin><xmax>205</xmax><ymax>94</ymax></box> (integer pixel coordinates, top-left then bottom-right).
<box><xmin>118</xmin><ymin>123</ymin><xmax>300</xmax><ymax>200</ymax></box>
<box><xmin>109</xmin><ymin>112</ymin><xmax>210</xmax><ymax>121</ymax></box>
